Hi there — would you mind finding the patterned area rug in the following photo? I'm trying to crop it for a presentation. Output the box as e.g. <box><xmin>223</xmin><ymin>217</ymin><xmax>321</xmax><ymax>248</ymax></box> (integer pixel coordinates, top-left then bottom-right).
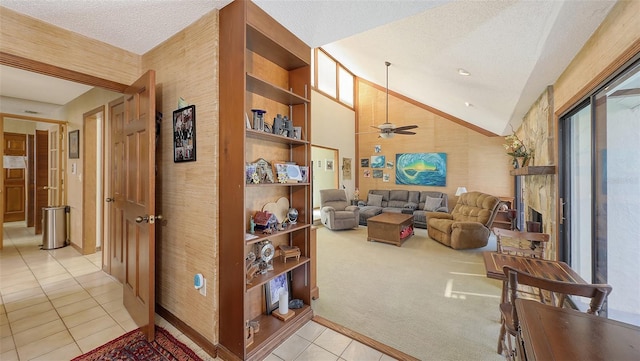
<box><xmin>71</xmin><ymin>326</ymin><xmax>204</xmax><ymax>361</ymax></box>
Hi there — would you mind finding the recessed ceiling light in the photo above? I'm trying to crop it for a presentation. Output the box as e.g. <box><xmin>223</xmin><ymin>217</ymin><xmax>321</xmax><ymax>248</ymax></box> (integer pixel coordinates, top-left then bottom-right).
<box><xmin>458</xmin><ymin>68</ymin><xmax>470</xmax><ymax>76</ymax></box>
<box><xmin>465</xmin><ymin>102</ymin><xmax>472</xmax><ymax>107</ymax></box>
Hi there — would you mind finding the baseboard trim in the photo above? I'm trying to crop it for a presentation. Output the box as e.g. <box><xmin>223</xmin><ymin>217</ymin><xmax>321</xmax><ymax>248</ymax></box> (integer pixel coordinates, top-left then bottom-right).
<box><xmin>312</xmin><ymin>315</ymin><xmax>420</xmax><ymax>361</ymax></box>
<box><xmin>156</xmin><ymin>304</ymin><xmax>217</xmax><ymax>359</ymax></box>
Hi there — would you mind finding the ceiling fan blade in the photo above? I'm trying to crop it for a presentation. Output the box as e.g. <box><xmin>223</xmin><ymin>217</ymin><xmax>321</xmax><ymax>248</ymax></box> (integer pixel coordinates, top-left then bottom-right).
<box><xmin>394</xmin><ymin>130</ymin><xmax>417</xmax><ymax>135</ymax></box>
<box><xmin>370</xmin><ymin>125</ymin><xmax>383</xmax><ymax>130</ymax></box>
<box><xmin>394</xmin><ymin>125</ymin><xmax>418</xmax><ymax>131</ymax></box>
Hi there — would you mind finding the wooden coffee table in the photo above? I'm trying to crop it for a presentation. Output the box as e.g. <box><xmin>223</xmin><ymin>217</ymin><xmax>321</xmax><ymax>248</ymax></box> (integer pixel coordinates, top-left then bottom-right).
<box><xmin>367</xmin><ymin>213</ymin><xmax>414</xmax><ymax>247</ymax></box>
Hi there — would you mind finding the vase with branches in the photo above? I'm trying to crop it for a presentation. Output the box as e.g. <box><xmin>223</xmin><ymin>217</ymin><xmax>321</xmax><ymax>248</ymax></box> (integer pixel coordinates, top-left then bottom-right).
<box><xmin>503</xmin><ymin>132</ymin><xmax>532</xmax><ymax>168</ymax></box>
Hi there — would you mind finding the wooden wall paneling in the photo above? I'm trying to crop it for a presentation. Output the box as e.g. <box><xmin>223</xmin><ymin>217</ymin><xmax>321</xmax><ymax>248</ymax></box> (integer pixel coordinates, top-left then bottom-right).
<box><xmin>554</xmin><ymin>1</ymin><xmax>640</xmax><ymax>115</ymax></box>
<box><xmin>141</xmin><ymin>9</ymin><xmax>219</xmax><ymax>345</ymax></box>
<box><xmin>0</xmin><ymin>8</ymin><xmax>139</xmax><ymax>86</ymax></box>
<box><xmin>355</xmin><ymin>80</ymin><xmax>513</xmax><ymax>203</ymax></box>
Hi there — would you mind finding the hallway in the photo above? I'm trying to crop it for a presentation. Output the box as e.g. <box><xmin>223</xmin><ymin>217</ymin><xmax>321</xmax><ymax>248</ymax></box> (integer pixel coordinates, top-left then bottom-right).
<box><xmin>0</xmin><ymin>222</ymin><xmax>214</xmax><ymax>360</ymax></box>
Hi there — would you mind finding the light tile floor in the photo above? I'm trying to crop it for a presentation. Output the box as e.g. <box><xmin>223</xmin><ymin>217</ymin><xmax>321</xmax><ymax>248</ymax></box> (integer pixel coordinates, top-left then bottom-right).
<box><xmin>1</xmin><ymin>222</ymin><xmax>394</xmax><ymax>361</ymax></box>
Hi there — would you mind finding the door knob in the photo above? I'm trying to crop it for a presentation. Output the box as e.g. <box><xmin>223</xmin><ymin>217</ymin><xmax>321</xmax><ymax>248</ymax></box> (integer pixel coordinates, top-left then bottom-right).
<box><xmin>135</xmin><ymin>216</ymin><xmax>149</xmax><ymax>223</ymax></box>
<box><xmin>106</xmin><ymin>197</ymin><xmax>114</xmax><ymax>203</ymax></box>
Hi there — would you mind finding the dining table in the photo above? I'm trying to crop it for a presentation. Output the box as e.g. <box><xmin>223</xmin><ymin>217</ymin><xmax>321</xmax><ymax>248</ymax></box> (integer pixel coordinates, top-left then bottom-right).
<box><xmin>482</xmin><ymin>251</ymin><xmax>587</xmax><ymax>302</ymax></box>
<box><xmin>516</xmin><ymin>298</ymin><xmax>640</xmax><ymax>361</ymax></box>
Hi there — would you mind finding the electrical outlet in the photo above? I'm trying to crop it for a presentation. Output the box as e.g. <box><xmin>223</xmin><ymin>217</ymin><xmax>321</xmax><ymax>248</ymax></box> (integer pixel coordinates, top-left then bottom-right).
<box><xmin>199</xmin><ymin>278</ymin><xmax>207</xmax><ymax>296</ymax></box>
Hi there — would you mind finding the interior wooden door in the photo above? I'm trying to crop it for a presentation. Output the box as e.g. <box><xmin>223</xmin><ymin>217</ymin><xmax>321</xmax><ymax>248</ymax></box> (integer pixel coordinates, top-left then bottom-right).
<box><xmin>82</xmin><ymin>110</ymin><xmax>100</xmax><ymax>255</ymax></box>
<box><xmin>108</xmin><ymin>98</ymin><xmax>125</xmax><ymax>282</ymax></box>
<box><xmin>27</xmin><ymin>135</ymin><xmax>35</xmax><ymax>227</ymax></box>
<box><xmin>47</xmin><ymin>127</ymin><xmax>61</xmax><ymax>206</ymax></box>
<box><xmin>3</xmin><ymin>132</ymin><xmax>27</xmax><ymax>222</ymax></box>
<box><xmin>122</xmin><ymin>70</ymin><xmax>156</xmax><ymax>341</ymax></box>
<box><xmin>0</xmin><ymin>119</ymin><xmax>4</xmax><ymax>249</ymax></box>
<box><xmin>35</xmin><ymin>130</ymin><xmax>48</xmax><ymax>235</ymax></box>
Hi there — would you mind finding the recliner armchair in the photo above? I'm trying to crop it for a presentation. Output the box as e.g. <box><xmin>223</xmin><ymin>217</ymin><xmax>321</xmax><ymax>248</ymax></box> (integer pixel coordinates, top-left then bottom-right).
<box><xmin>320</xmin><ymin>189</ymin><xmax>359</xmax><ymax>230</ymax></box>
<box><xmin>427</xmin><ymin>191</ymin><xmax>501</xmax><ymax>249</ymax></box>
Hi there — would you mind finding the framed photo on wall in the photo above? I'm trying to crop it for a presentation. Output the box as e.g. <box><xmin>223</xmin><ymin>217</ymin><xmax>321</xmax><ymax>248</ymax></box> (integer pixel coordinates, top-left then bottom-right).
<box><xmin>173</xmin><ymin>105</ymin><xmax>196</xmax><ymax>162</ymax></box>
<box><xmin>69</xmin><ymin>130</ymin><xmax>79</xmax><ymax>159</ymax></box>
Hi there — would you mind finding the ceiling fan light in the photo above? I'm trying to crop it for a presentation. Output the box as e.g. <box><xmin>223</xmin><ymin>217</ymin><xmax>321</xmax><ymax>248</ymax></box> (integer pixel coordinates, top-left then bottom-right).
<box><xmin>380</xmin><ymin>132</ymin><xmax>394</xmax><ymax>139</ymax></box>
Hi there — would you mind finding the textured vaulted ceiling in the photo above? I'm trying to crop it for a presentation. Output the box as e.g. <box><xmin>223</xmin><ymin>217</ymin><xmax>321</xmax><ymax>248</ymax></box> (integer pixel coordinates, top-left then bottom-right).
<box><xmin>0</xmin><ymin>0</ymin><xmax>617</xmax><ymax>134</ymax></box>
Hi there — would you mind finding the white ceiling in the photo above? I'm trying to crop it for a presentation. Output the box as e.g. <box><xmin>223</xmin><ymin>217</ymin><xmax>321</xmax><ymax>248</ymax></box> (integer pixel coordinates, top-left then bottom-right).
<box><xmin>0</xmin><ymin>0</ymin><xmax>617</xmax><ymax>135</ymax></box>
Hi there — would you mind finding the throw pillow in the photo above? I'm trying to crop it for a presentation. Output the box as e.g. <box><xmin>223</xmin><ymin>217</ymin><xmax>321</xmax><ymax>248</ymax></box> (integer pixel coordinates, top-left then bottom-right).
<box><xmin>423</xmin><ymin>196</ymin><xmax>442</xmax><ymax>211</ymax></box>
<box><xmin>367</xmin><ymin>194</ymin><xmax>383</xmax><ymax>207</ymax></box>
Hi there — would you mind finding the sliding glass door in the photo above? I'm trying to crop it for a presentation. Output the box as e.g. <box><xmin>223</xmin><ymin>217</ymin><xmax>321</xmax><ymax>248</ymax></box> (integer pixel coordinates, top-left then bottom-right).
<box><xmin>559</xmin><ymin>59</ymin><xmax>639</xmax><ymax>326</ymax></box>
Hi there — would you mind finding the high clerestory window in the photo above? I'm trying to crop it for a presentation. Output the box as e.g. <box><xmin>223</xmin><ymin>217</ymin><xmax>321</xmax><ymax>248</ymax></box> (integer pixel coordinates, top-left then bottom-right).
<box><xmin>312</xmin><ymin>48</ymin><xmax>355</xmax><ymax>108</ymax></box>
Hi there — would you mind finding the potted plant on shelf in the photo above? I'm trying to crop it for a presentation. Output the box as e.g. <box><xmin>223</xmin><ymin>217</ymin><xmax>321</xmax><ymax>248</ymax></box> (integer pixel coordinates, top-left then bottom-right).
<box><xmin>503</xmin><ymin>132</ymin><xmax>532</xmax><ymax>169</ymax></box>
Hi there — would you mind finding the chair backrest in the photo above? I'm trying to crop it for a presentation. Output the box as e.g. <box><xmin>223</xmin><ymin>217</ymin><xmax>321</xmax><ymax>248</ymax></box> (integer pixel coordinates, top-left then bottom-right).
<box><xmin>451</xmin><ymin>191</ymin><xmax>500</xmax><ymax>227</ymax></box>
<box><xmin>503</xmin><ymin>265</ymin><xmax>612</xmax><ymax>330</ymax></box>
<box><xmin>494</xmin><ymin>228</ymin><xmax>550</xmax><ymax>259</ymax></box>
<box><xmin>319</xmin><ymin>189</ymin><xmax>348</xmax><ymax>210</ymax></box>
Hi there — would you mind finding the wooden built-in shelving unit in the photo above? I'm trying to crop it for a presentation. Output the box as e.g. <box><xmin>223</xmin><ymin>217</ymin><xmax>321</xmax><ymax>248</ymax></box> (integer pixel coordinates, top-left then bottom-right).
<box><xmin>219</xmin><ymin>1</ymin><xmax>313</xmax><ymax>359</ymax></box>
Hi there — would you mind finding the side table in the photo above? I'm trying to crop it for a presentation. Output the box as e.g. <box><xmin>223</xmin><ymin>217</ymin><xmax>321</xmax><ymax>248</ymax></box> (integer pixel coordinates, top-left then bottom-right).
<box><xmin>350</xmin><ymin>200</ymin><xmax>359</xmax><ymax>206</ymax></box>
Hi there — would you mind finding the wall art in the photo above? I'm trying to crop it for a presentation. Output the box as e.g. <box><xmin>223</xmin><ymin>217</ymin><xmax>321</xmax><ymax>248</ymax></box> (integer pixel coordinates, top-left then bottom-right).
<box><xmin>395</xmin><ymin>152</ymin><xmax>447</xmax><ymax>186</ymax></box>
<box><xmin>342</xmin><ymin>158</ymin><xmax>352</xmax><ymax>180</ymax></box>
<box><xmin>68</xmin><ymin>130</ymin><xmax>79</xmax><ymax>159</ymax></box>
<box><xmin>173</xmin><ymin>105</ymin><xmax>196</xmax><ymax>162</ymax></box>
<box><xmin>265</xmin><ymin>272</ymin><xmax>289</xmax><ymax>315</ymax></box>
<box><xmin>325</xmin><ymin>159</ymin><xmax>334</xmax><ymax>171</ymax></box>
<box><xmin>370</xmin><ymin>155</ymin><xmax>385</xmax><ymax>168</ymax></box>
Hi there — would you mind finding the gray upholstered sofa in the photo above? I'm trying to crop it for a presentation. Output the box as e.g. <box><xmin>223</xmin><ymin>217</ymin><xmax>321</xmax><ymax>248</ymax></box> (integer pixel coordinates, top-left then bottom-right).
<box><xmin>357</xmin><ymin>189</ymin><xmax>449</xmax><ymax>228</ymax></box>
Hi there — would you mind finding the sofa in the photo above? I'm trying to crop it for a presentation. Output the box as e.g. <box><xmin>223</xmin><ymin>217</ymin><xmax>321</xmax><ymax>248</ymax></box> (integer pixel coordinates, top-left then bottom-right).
<box><xmin>357</xmin><ymin>189</ymin><xmax>449</xmax><ymax>228</ymax></box>
<box><xmin>320</xmin><ymin>189</ymin><xmax>360</xmax><ymax>230</ymax></box>
<box><xmin>427</xmin><ymin>191</ymin><xmax>501</xmax><ymax>249</ymax></box>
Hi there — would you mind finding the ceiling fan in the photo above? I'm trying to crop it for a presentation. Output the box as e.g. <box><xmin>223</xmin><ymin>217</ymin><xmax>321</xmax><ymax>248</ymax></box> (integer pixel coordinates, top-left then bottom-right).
<box><xmin>370</xmin><ymin>61</ymin><xmax>418</xmax><ymax>138</ymax></box>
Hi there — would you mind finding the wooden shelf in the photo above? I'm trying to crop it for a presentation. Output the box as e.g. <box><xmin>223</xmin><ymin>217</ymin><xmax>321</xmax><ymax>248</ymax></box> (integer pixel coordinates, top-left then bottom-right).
<box><xmin>246</xmin><ymin>128</ymin><xmax>308</xmax><ymax>144</ymax></box>
<box><xmin>510</xmin><ymin>166</ymin><xmax>556</xmax><ymax>176</ymax></box>
<box><xmin>246</xmin><ymin>256</ymin><xmax>310</xmax><ymax>292</ymax></box>
<box><xmin>246</xmin><ymin>305</ymin><xmax>313</xmax><ymax>357</ymax></box>
<box><xmin>246</xmin><ymin>182</ymin><xmax>311</xmax><ymax>188</ymax></box>
<box><xmin>247</xmin><ymin>73</ymin><xmax>310</xmax><ymax>105</ymax></box>
<box><xmin>245</xmin><ymin>223</ymin><xmax>310</xmax><ymax>245</ymax></box>
<box><xmin>246</xmin><ymin>25</ymin><xmax>308</xmax><ymax>71</ymax></box>
<box><xmin>220</xmin><ymin>1</ymin><xmax>312</xmax><ymax>358</ymax></box>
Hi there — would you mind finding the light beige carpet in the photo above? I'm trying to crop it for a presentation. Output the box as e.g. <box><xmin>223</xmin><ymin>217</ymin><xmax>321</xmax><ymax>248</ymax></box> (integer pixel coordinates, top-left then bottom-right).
<box><xmin>312</xmin><ymin>225</ymin><xmax>505</xmax><ymax>361</ymax></box>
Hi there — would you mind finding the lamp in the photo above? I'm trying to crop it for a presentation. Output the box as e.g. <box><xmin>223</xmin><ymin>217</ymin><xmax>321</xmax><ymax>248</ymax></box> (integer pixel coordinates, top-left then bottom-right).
<box><xmin>455</xmin><ymin>187</ymin><xmax>467</xmax><ymax>196</ymax></box>
<box><xmin>379</xmin><ymin>132</ymin><xmax>394</xmax><ymax>139</ymax></box>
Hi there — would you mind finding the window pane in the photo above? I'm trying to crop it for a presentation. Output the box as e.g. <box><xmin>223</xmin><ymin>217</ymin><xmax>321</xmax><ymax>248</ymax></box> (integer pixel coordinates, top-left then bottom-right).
<box><xmin>568</xmin><ymin>105</ymin><xmax>592</xmax><ymax>286</ymax></box>
<box><xmin>317</xmin><ymin>51</ymin><xmax>336</xmax><ymax>97</ymax></box>
<box><xmin>598</xmin><ymin>63</ymin><xmax>640</xmax><ymax>326</ymax></box>
<box><xmin>338</xmin><ymin>66</ymin><xmax>354</xmax><ymax>106</ymax></box>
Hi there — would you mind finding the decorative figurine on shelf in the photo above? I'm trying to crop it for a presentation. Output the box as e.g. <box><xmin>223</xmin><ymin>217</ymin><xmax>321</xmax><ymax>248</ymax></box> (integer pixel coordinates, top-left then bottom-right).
<box><xmin>251</xmin><ymin>109</ymin><xmax>266</xmax><ymax>131</ymax></box>
<box><xmin>256</xmin><ymin>240</ymin><xmax>274</xmax><ymax>272</ymax></box>
<box><xmin>273</xmin><ymin>114</ymin><xmax>285</xmax><ymax>136</ymax></box>
<box><xmin>250</xmin><ymin>216</ymin><xmax>255</xmax><ymax>234</ymax></box>
<box><xmin>283</xmin><ymin>116</ymin><xmax>294</xmax><ymax>138</ymax></box>
<box><xmin>287</xmin><ymin>208</ymin><xmax>298</xmax><ymax>224</ymax></box>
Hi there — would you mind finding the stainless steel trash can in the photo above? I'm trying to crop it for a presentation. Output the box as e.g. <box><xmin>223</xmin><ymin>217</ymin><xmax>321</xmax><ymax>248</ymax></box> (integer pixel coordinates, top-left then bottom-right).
<box><xmin>42</xmin><ymin>206</ymin><xmax>68</xmax><ymax>250</ymax></box>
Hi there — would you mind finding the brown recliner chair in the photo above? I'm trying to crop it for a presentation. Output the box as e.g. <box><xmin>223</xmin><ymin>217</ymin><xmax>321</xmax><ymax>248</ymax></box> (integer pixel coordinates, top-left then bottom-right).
<box><xmin>427</xmin><ymin>191</ymin><xmax>501</xmax><ymax>249</ymax></box>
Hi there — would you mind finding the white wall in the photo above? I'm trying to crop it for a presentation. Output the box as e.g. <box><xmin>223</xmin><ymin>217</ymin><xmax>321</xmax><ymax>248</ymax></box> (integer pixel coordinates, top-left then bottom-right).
<box><xmin>310</xmin><ymin>90</ymin><xmax>356</xmax><ymax>204</ymax></box>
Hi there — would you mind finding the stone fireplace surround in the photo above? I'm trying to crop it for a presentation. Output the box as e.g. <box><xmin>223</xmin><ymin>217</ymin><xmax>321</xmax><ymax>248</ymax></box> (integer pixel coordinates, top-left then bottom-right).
<box><xmin>515</xmin><ymin>87</ymin><xmax>557</xmax><ymax>259</ymax></box>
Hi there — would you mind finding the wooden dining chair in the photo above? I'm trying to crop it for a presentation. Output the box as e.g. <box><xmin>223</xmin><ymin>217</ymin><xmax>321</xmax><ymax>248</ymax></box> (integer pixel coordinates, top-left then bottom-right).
<box><xmin>494</xmin><ymin>228</ymin><xmax>550</xmax><ymax>259</ymax></box>
<box><xmin>498</xmin><ymin>265</ymin><xmax>612</xmax><ymax>361</ymax></box>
